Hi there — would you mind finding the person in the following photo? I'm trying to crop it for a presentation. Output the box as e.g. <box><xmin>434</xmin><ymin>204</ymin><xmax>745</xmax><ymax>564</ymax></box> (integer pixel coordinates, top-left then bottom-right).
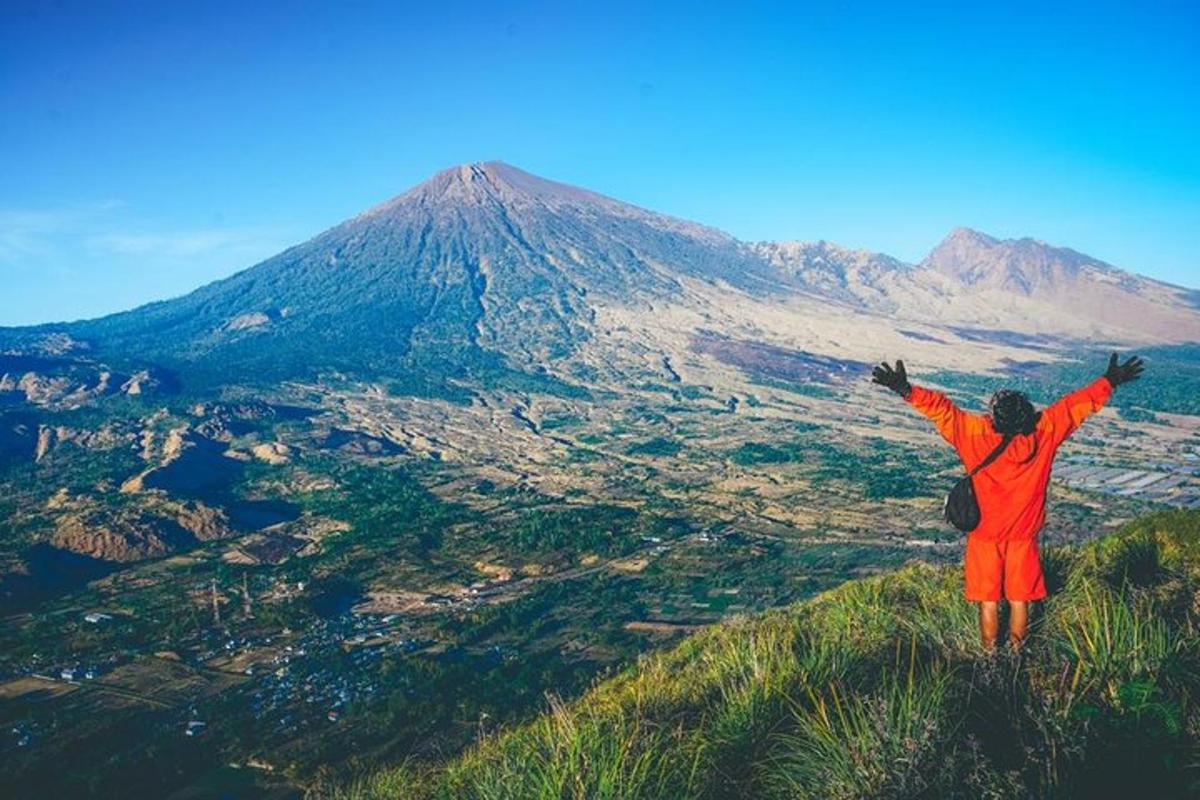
<box><xmin>871</xmin><ymin>353</ymin><xmax>1145</xmax><ymax>650</ymax></box>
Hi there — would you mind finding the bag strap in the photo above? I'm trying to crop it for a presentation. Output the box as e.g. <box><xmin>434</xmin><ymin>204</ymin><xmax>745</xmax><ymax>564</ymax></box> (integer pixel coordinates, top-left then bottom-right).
<box><xmin>968</xmin><ymin>434</ymin><xmax>1014</xmax><ymax>478</ymax></box>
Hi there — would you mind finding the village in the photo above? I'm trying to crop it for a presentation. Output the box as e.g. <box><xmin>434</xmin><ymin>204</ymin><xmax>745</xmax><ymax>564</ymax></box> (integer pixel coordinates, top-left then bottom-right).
<box><xmin>0</xmin><ymin>526</ymin><xmax>696</xmax><ymax>761</ymax></box>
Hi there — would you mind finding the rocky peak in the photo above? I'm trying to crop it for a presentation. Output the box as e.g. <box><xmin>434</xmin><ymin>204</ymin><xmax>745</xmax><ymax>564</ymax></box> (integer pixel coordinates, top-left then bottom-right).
<box><xmin>921</xmin><ymin>226</ymin><xmax>1109</xmax><ymax>295</ymax></box>
<box><xmin>941</xmin><ymin>226</ymin><xmax>997</xmax><ymax>247</ymax></box>
<box><xmin>360</xmin><ymin>161</ymin><xmax>611</xmax><ymax>221</ymax></box>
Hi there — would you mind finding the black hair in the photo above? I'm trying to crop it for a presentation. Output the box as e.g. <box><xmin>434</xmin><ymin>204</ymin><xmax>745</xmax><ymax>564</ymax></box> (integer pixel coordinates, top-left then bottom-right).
<box><xmin>990</xmin><ymin>389</ymin><xmax>1039</xmax><ymax>435</ymax></box>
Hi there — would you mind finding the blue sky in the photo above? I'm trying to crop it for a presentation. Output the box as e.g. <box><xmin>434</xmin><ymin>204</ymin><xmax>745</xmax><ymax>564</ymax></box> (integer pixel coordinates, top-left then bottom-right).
<box><xmin>2</xmin><ymin>1</ymin><xmax>1198</xmax><ymax>325</ymax></box>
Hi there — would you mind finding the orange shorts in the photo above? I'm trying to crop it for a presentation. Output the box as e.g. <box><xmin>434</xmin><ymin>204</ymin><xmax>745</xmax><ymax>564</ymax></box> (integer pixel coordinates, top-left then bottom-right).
<box><xmin>964</xmin><ymin>536</ymin><xmax>1046</xmax><ymax>602</ymax></box>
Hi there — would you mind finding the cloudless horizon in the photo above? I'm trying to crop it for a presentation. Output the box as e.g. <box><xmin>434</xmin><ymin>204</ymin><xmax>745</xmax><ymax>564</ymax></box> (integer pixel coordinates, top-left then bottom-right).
<box><xmin>2</xmin><ymin>1</ymin><xmax>1199</xmax><ymax>325</ymax></box>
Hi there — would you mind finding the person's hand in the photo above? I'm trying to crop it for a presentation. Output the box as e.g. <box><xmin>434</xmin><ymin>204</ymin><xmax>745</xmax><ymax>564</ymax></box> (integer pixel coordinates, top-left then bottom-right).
<box><xmin>1103</xmin><ymin>352</ymin><xmax>1144</xmax><ymax>388</ymax></box>
<box><xmin>872</xmin><ymin>359</ymin><xmax>912</xmax><ymax>398</ymax></box>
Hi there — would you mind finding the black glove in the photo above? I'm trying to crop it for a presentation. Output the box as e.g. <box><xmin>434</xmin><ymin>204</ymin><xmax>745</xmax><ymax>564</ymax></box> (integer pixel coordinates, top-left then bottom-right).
<box><xmin>872</xmin><ymin>359</ymin><xmax>912</xmax><ymax>398</ymax></box>
<box><xmin>1103</xmin><ymin>352</ymin><xmax>1144</xmax><ymax>388</ymax></box>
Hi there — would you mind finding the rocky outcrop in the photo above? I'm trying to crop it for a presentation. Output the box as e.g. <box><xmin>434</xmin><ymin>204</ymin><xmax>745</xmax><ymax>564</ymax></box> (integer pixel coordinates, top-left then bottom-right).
<box><xmin>35</xmin><ymin>426</ymin><xmax>52</xmax><ymax>462</ymax></box>
<box><xmin>0</xmin><ymin>358</ymin><xmax>171</xmax><ymax>409</ymax></box>
<box><xmin>49</xmin><ymin>510</ymin><xmax>195</xmax><ymax>563</ymax></box>
<box><xmin>153</xmin><ymin>499</ymin><xmax>233</xmax><ymax>542</ymax></box>
<box><xmin>31</xmin><ymin>423</ymin><xmax>136</xmax><ymax>463</ymax></box>
<box><xmin>0</xmin><ymin>368</ymin><xmax>119</xmax><ymax>408</ymax></box>
<box><xmin>44</xmin><ymin>495</ymin><xmax>231</xmax><ymax>563</ymax></box>
<box><xmin>251</xmin><ymin>442</ymin><xmax>291</xmax><ymax>464</ymax></box>
<box><xmin>319</xmin><ymin>428</ymin><xmax>403</xmax><ymax>456</ymax></box>
<box><xmin>120</xmin><ymin>370</ymin><xmax>155</xmax><ymax>395</ymax></box>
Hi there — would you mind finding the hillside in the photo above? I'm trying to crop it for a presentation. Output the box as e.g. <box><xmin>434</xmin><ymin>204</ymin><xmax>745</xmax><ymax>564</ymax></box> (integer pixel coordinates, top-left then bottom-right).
<box><xmin>920</xmin><ymin>227</ymin><xmax>1200</xmax><ymax>342</ymax></box>
<box><xmin>328</xmin><ymin>509</ymin><xmax>1200</xmax><ymax>800</ymax></box>
<box><xmin>14</xmin><ymin>162</ymin><xmax>790</xmax><ymax>388</ymax></box>
<box><xmin>753</xmin><ymin>227</ymin><xmax>1200</xmax><ymax>345</ymax></box>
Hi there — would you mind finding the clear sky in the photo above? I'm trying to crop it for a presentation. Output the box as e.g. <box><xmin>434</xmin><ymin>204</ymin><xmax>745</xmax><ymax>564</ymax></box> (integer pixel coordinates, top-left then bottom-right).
<box><xmin>2</xmin><ymin>1</ymin><xmax>1198</xmax><ymax>325</ymax></box>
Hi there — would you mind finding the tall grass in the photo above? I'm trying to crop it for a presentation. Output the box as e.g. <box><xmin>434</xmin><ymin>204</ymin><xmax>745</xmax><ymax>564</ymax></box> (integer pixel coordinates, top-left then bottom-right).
<box><xmin>1053</xmin><ymin>582</ymin><xmax>1175</xmax><ymax>705</ymax></box>
<box><xmin>765</xmin><ymin>638</ymin><xmax>959</xmax><ymax>799</ymax></box>
<box><xmin>439</xmin><ymin>697</ymin><xmax>694</xmax><ymax>800</ymax></box>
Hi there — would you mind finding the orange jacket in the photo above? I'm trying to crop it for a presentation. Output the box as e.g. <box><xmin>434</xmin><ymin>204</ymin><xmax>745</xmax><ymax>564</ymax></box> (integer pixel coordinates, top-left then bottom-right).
<box><xmin>906</xmin><ymin>376</ymin><xmax>1113</xmax><ymax>541</ymax></box>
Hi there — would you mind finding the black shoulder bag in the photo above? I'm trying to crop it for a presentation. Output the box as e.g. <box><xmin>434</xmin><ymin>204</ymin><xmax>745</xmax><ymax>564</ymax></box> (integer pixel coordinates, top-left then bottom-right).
<box><xmin>944</xmin><ymin>435</ymin><xmax>1014</xmax><ymax>533</ymax></box>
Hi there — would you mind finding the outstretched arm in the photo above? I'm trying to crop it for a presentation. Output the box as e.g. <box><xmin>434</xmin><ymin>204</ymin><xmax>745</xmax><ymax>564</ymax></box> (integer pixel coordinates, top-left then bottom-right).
<box><xmin>1039</xmin><ymin>353</ymin><xmax>1142</xmax><ymax>447</ymax></box>
<box><xmin>872</xmin><ymin>359</ymin><xmax>983</xmax><ymax>446</ymax></box>
<box><xmin>907</xmin><ymin>385</ymin><xmax>986</xmax><ymax>446</ymax></box>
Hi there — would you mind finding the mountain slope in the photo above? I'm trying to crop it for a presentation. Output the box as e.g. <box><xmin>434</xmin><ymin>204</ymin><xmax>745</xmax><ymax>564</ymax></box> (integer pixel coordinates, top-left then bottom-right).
<box><xmin>328</xmin><ymin>510</ymin><xmax>1200</xmax><ymax>799</ymax></box>
<box><xmin>754</xmin><ymin>227</ymin><xmax>1200</xmax><ymax>344</ymax></box>
<box><xmin>921</xmin><ymin>227</ymin><xmax>1200</xmax><ymax>341</ymax></box>
<box><xmin>50</xmin><ymin>163</ymin><xmax>789</xmax><ymax>386</ymax></box>
<box><xmin>750</xmin><ymin>239</ymin><xmax>919</xmax><ymax>311</ymax></box>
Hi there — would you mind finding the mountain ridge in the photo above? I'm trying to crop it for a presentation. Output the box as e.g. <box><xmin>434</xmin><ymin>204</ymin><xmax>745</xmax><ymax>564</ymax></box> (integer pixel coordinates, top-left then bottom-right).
<box><xmin>3</xmin><ymin>162</ymin><xmax>1198</xmax><ymax>390</ymax></box>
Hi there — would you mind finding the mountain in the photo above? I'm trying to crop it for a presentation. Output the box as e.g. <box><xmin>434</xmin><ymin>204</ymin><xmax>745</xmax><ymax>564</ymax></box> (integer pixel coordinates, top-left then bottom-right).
<box><xmin>37</xmin><ymin>163</ymin><xmax>789</xmax><ymax>388</ymax></box>
<box><xmin>3</xmin><ymin>162</ymin><xmax>1199</xmax><ymax>394</ymax></box>
<box><xmin>754</xmin><ymin>227</ymin><xmax>1200</xmax><ymax>344</ymax></box>
<box><xmin>921</xmin><ymin>227</ymin><xmax>1200</xmax><ymax>341</ymax></box>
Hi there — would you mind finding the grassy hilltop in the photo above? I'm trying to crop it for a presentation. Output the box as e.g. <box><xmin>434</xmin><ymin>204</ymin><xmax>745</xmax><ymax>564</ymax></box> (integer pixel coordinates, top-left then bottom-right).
<box><xmin>326</xmin><ymin>510</ymin><xmax>1200</xmax><ymax>800</ymax></box>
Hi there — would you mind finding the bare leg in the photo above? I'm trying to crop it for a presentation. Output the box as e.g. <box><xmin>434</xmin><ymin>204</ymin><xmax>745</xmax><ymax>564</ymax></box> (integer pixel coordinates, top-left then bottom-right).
<box><xmin>979</xmin><ymin>601</ymin><xmax>999</xmax><ymax>651</ymax></box>
<box><xmin>1009</xmin><ymin>600</ymin><xmax>1029</xmax><ymax>649</ymax></box>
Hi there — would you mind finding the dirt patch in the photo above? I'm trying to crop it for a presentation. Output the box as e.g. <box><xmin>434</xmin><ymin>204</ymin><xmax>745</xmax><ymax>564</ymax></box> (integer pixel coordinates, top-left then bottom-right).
<box><xmin>351</xmin><ymin>590</ymin><xmax>431</xmax><ymax>615</ymax></box>
<box><xmin>0</xmin><ymin>676</ymin><xmax>80</xmax><ymax>701</ymax></box>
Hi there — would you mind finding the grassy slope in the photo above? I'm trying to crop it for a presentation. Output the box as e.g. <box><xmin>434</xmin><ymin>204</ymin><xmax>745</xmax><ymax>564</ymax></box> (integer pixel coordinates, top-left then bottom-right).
<box><xmin>325</xmin><ymin>510</ymin><xmax>1200</xmax><ymax>800</ymax></box>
